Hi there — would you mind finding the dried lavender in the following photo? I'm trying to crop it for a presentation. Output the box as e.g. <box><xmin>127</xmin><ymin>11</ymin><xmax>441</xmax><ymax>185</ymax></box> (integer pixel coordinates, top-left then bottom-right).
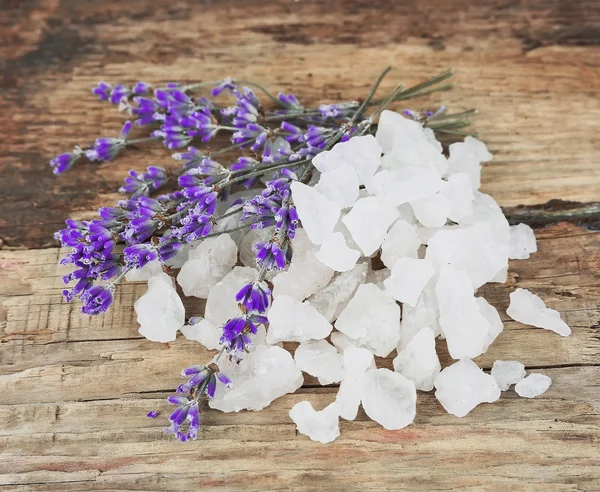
<box><xmin>53</xmin><ymin>67</ymin><xmax>474</xmax><ymax>441</ymax></box>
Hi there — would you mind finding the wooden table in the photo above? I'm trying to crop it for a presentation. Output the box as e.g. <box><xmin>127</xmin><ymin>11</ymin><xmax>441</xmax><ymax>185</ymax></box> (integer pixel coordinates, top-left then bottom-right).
<box><xmin>1</xmin><ymin>1</ymin><xmax>599</xmax><ymax>490</ymax></box>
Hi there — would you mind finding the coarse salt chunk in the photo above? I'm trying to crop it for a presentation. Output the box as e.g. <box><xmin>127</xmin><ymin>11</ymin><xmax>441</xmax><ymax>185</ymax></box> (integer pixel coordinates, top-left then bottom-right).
<box><xmin>491</xmin><ymin>360</ymin><xmax>526</xmax><ymax>391</ymax></box>
<box><xmin>291</xmin><ymin>181</ymin><xmax>341</xmax><ymax>245</ymax></box>
<box><xmin>506</xmin><ymin>288</ymin><xmax>571</xmax><ymax>336</ymax></box>
<box><xmin>383</xmin><ymin>258</ymin><xmax>435</xmax><ymax>307</ymax></box>
<box><xmin>509</xmin><ymin>223</ymin><xmax>537</xmax><ymax>260</ymax></box>
<box><xmin>315</xmin><ymin>232</ymin><xmax>361</xmax><ymax>272</ymax></box>
<box><xmin>289</xmin><ymin>401</ymin><xmax>340</xmax><ymax>444</ymax></box>
<box><xmin>266</xmin><ymin>295</ymin><xmax>332</xmax><ymax>344</ymax></box>
<box><xmin>515</xmin><ymin>373</ymin><xmax>552</xmax><ymax>398</ymax></box>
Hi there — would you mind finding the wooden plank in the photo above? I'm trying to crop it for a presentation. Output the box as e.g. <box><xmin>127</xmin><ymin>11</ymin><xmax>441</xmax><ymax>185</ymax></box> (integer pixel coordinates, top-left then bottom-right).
<box><xmin>1</xmin><ymin>0</ymin><xmax>599</xmax><ymax>247</ymax></box>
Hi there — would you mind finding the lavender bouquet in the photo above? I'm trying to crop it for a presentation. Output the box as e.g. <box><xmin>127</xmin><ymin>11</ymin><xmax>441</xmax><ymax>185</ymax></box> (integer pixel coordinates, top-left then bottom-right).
<box><xmin>53</xmin><ymin>67</ymin><xmax>568</xmax><ymax>443</ymax></box>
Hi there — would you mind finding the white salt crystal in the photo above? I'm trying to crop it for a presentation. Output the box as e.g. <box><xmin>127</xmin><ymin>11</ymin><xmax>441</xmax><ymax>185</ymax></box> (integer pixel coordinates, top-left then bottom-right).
<box><xmin>436</xmin><ymin>266</ymin><xmax>491</xmax><ymax>359</ymax></box>
<box><xmin>336</xmin><ymin>347</ymin><xmax>375</xmax><ymax>420</ymax></box>
<box><xmin>490</xmin><ymin>266</ymin><xmax>508</xmax><ymax>283</ymax></box>
<box><xmin>460</xmin><ymin>192</ymin><xmax>510</xmax><ymax>243</ymax></box>
<box><xmin>312</xmin><ymin>134</ymin><xmax>382</xmax><ymax>184</ymax></box>
<box><xmin>423</xmin><ymin>127</ymin><xmax>443</xmax><ymax>152</ymax></box>
<box><xmin>440</xmin><ymin>173</ymin><xmax>475</xmax><ymax>222</ymax></box>
<box><xmin>272</xmin><ymin>252</ymin><xmax>334</xmax><ymax>301</ymax></box>
<box><xmin>380</xmin><ymin>219</ymin><xmax>421</xmax><ymax>268</ymax></box>
<box><xmin>446</xmin><ymin>139</ymin><xmax>486</xmax><ymax>191</ymax></box>
<box><xmin>360</xmin><ymin>368</ymin><xmax>417</xmax><ymax>430</ymax></box>
<box><xmin>315</xmin><ymin>164</ymin><xmax>360</xmax><ymax>208</ymax></box>
<box><xmin>426</xmin><ymin>222</ymin><xmax>508</xmax><ymax>288</ymax></box>
<box><xmin>393</xmin><ymin>327</ymin><xmax>441</xmax><ymax>391</ymax></box>
<box><xmin>210</xmin><ymin>342</ymin><xmax>304</xmax><ymax>412</ymax></box>
<box><xmin>330</xmin><ymin>331</ymin><xmax>359</xmax><ymax>354</ymax></box>
<box><xmin>509</xmin><ymin>223</ymin><xmax>537</xmax><ymax>259</ymax></box>
<box><xmin>315</xmin><ymin>232</ymin><xmax>361</xmax><ymax>272</ymax></box>
<box><xmin>399</xmin><ymin>284</ymin><xmax>440</xmax><ymax>350</ymax></box>
<box><xmin>135</xmin><ymin>273</ymin><xmax>185</xmax><ymax>343</ymax></box>
<box><xmin>477</xmin><ymin>297</ymin><xmax>504</xmax><ymax>352</ymax></box>
<box><xmin>491</xmin><ymin>360</ymin><xmax>526</xmax><ymax>391</ymax></box>
<box><xmin>434</xmin><ymin>358</ymin><xmax>501</xmax><ymax>417</ymax></box>
<box><xmin>464</xmin><ymin>136</ymin><xmax>493</xmax><ymax>162</ymax></box>
<box><xmin>180</xmin><ymin>317</ymin><xmax>221</xmax><ymax>350</ymax></box>
<box><xmin>381</xmin><ymin>138</ymin><xmax>448</xmax><ymax>177</ymax></box>
<box><xmin>410</xmin><ymin>191</ymin><xmax>452</xmax><ymax>228</ymax></box>
<box><xmin>291</xmin><ymin>181</ymin><xmax>341</xmax><ymax>245</ymax></box>
<box><xmin>342</xmin><ymin>196</ymin><xmax>400</xmax><ymax>256</ymax></box>
<box><xmin>375</xmin><ymin>110</ymin><xmax>427</xmax><ymax>154</ymax></box>
<box><xmin>515</xmin><ymin>373</ymin><xmax>552</xmax><ymax>398</ymax></box>
<box><xmin>177</xmin><ymin>234</ymin><xmax>237</xmax><ymax>298</ymax></box>
<box><xmin>266</xmin><ymin>295</ymin><xmax>332</xmax><ymax>344</ymax></box>
<box><xmin>366</xmin><ymin>167</ymin><xmax>444</xmax><ymax>206</ymax></box>
<box><xmin>307</xmin><ymin>263</ymin><xmax>367</xmax><ymax>322</ymax></box>
<box><xmin>507</xmin><ymin>288</ymin><xmax>571</xmax><ymax>336</ymax></box>
<box><xmin>289</xmin><ymin>401</ymin><xmax>340</xmax><ymax>444</ymax></box>
<box><xmin>125</xmin><ymin>259</ymin><xmax>163</xmax><ymax>282</ymax></box>
<box><xmin>205</xmin><ymin>266</ymin><xmax>257</xmax><ymax>326</ymax></box>
<box><xmin>335</xmin><ymin>283</ymin><xmax>400</xmax><ymax>357</ymax></box>
<box><xmin>294</xmin><ymin>339</ymin><xmax>343</xmax><ymax>385</ymax></box>
<box><xmin>384</xmin><ymin>258</ymin><xmax>435</xmax><ymax>307</ymax></box>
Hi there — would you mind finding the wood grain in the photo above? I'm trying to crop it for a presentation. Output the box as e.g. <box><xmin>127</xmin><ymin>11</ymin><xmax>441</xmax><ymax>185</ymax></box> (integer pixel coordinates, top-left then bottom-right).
<box><xmin>1</xmin><ymin>0</ymin><xmax>599</xmax><ymax>490</ymax></box>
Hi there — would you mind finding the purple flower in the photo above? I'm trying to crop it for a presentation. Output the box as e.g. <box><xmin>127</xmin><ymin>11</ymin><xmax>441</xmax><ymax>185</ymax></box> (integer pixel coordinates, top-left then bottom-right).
<box><xmin>280</xmin><ymin>121</ymin><xmax>304</xmax><ymax>144</ymax></box>
<box><xmin>172</xmin><ymin>146</ymin><xmax>206</xmax><ymax>169</ymax></box>
<box><xmin>147</xmin><ymin>410</ymin><xmax>159</xmax><ymax>418</ymax></box>
<box><xmin>304</xmin><ymin>126</ymin><xmax>333</xmax><ymax>148</ymax></box>
<box><xmin>132</xmin><ymin>82</ymin><xmax>152</xmax><ymax>95</ymax></box>
<box><xmin>220</xmin><ymin>314</ymin><xmax>267</xmax><ymax>362</ymax></box>
<box><xmin>120</xmin><ymin>166</ymin><xmax>169</xmax><ymax>198</ymax></box>
<box><xmin>231</xmin><ymin>123</ymin><xmax>269</xmax><ymax>152</ymax></box>
<box><xmin>86</xmin><ymin>121</ymin><xmax>133</xmax><ymax>162</ymax></box>
<box><xmin>80</xmin><ymin>284</ymin><xmax>114</xmax><ymax>315</ymax></box>
<box><xmin>131</xmin><ymin>97</ymin><xmax>159</xmax><ymax>126</ymax></box>
<box><xmin>235</xmin><ymin>281</ymin><xmax>271</xmax><ymax>313</ymax></box>
<box><xmin>318</xmin><ymin>101</ymin><xmax>359</xmax><ymax>119</ymax></box>
<box><xmin>255</xmin><ymin>240</ymin><xmax>287</xmax><ymax>271</ymax></box>
<box><xmin>211</xmin><ymin>77</ymin><xmax>236</xmax><ymax>97</ymax></box>
<box><xmin>49</xmin><ymin>148</ymin><xmax>83</xmax><ymax>175</ymax></box>
<box><xmin>92</xmin><ymin>82</ymin><xmax>112</xmax><ymax>101</ymax></box>
<box><xmin>123</xmin><ymin>243</ymin><xmax>158</xmax><ymax>269</ymax></box>
<box><xmin>109</xmin><ymin>84</ymin><xmax>131</xmax><ymax>105</ymax></box>
<box><xmin>277</xmin><ymin>92</ymin><xmax>303</xmax><ymax>111</ymax></box>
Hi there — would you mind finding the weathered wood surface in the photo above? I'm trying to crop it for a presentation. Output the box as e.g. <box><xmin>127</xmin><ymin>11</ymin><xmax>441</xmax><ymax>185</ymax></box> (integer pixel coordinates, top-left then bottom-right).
<box><xmin>1</xmin><ymin>0</ymin><xmax>599</xmax><ymax>490</ymax></box>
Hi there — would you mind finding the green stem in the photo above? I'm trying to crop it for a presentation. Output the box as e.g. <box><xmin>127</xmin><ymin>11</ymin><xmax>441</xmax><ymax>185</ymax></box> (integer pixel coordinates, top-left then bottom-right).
<box><xmin>348</xmin><ymin>66</ymin><xmax>392</xmax><ymax>125</ymax></box>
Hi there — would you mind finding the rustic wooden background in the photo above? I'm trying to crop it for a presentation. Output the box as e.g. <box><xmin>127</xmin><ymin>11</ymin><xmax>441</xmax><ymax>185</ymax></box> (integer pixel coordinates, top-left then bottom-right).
<box><xmin>1</xmin><ymin>0</ymin><xmax>599</xmax><ymax>490</ymax></box>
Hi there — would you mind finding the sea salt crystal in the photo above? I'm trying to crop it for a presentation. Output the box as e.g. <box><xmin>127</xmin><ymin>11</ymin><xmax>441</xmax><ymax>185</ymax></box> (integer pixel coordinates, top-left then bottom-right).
<box><xmin>491</xmin><ymin>360</ymin><xmax>526</xmax><ymax>391</ymax></box>
<box><xmin>291</xmin><ymin>181</ymin><xmax>341</xmax><ymax>245</ymax></box>
<box><xmin>330</xmin><ymin>331</ymin><xmax>359</xmax><ymax>354</ymax></box>
<box><xmin>289</xmin><ymin>401</ymin><xmax>340</xmax><ymax>444</ymax></box>
<box><xmin>342</xmin><ymin>196</ymin><xmax>400</xmax><ymax>256</ymax></box>
<box><xmin>360</xmin><ymin>368</ymin><xmax>417</xmax><ymax>430</ymax></box>
<box><xmin>506</xmin><ymin>288</ymin><xmax>571</xmax><ymax>336</ymax></box>
<box><xmin>393</xmin><ymin>327</ymin><xmax>441</xmax><ymax>391</ymax></box>
<box><xmin>205</xmin><ymin>266</ymin><xmax>258</xmax><ymax>326</ymax></box>
<box><xmin>266</xmin><ymin>295</ymin><xmax>332</xmax><ymax>344</ymax></box>
<box><xmin>180</xmin><ymin>317</ymin><xmax>221</xmax><ymax>351</ymax></box>
<box><xmin>210</xmin><ymin>341</ymin><xmax>304</xmax><ymax>412</ymax></box>
<box><xmin>177</xmin><ymin>234</ymin><xmax>237</xmax><ymax>298</ymax></box>
<box><xmin>307</xmin><ymin>263</ymin><xmax>367</xmax><ymax>322</ymax></box>
<box><xmin>125</xmin><ymin>259</ymin><xmax>163</xmax><ymax>282</ymax></box>
<box><xmin>434</xmin><ymin>358</ymin><xmax>501</xmax><ymax>417</ymax></box>
<box><xmin>315</xmin><ymin>232</ymin><xmax>361</xmax><ymax>272</ymax></box>
<box><xmin>476</xmin><ymin>297</ymin><xmax>504</xmax><ymax>352</ymax></box>
<box><xmin>366</xmin><ymin>167</ymin><xmax>444</xmax><ymax>206</ymax></box>
<box><xmin>336</xmin><ymin>347</ymin><xmax>375</xmax><ymax>420</ymax></box>
<box><xmin>335</xmin><ymin>283</ymin><xmax>400</xmax><ymax>357</ymax></box>
<box><xmin>460</xmin><ymin>192</ymin><xmax>510</xmax><ymax>243</ymax></box>
<box><xmin>135</xmin><ymin>273</ymin><xmax>185</xmax><ymax>343</ymax></box>
<box><xmin>383</xmin><ymin>258</ymin><xmax>435</xmax><ymax>307</ymax></box>
<box><xmin>399</xmin><ymin>284</ymin><xmax>440</xmax><ymax>350</ymax></box>
<box><xmin>446</xmin><ymin>137</ymin><xmax>492</xmax><ymax>191</ymax></box>
<box><xmin>509</xmin><ymin>223</ymin><xmax>537</xmax><ymax>259</ymax></box>
<box><xmin>381</xmin><ymin>138</ymin><xmax>448</xmax><ymax>177</ymax></box>
<box><xmin>440</xmin><ymin>173</ymin><xmax>475</xmax><ymax>222</ymax></box>
<box><xmin>515</xmin><ymin>373</ymin><xmax>552</xmax><ymax>398</ymax></box>
<box><xmin>315</xmin><ymin>164</ymin><xmax>360</xmax><ymax>208</ymax></box>
<box><xmin>380</xmin><ymin>219</ymin><xmax>421</xmax><ymax>268</ymax></box>
<box><xmin>272</xmin><ymin>251</ymin><xmax>334</xmax><ymax>301</ymax></box>
<box><xmin>312</xmin><ymin>134</ymin><xmax>382</xmax><ymax>184</ymax></box>
<box><xmin>294</xmin><ymin>339</ymin><xmax>343</xmax><ymax>385</ymax></box>
<box><xmin>375</xmin><ymin>109</ymin><xmax>428</xmax><ymax>153</ymax></box>
<box><xmin>436</xmin><ymin>266</ymin><xmax>491</xmax><ymax>359</ymax></box>
<box><xmin>410</xmin><ymin>191</ymin><xmax>452</xmax><ymax>228</ymax></box>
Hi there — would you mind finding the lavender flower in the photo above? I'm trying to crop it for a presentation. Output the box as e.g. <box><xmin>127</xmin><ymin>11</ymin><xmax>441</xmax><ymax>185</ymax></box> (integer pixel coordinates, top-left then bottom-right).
<box><xmin>86</xmin><ymin>121</ymin><xmax>133</xmax><ymax>162</ymax></box>
<box><xmin>211</xmin><ymin>77</ymin><xmax>235</xmax><ymax>97</ymax></box>
<box><xmin>80</xmin><ymin>284</ymin><xmax>114</xmax><ymax>315</ymax></box>
<box><xmin>172</xmin><ymin>146</ymin><xmax>206</xmax><ymax>169</ymax></box>
<box><xmin>123</xmin><ymin>243</ymin><xmax>158</xmax><ymax>269</ymax></box>
<box><xmin>147</xmin><ymin>410</ymin><xmax>159</xmax><ymax>418</ymax></box>
<box><xmin>318</xmin><ymin>101</ymin><xmax>359</xmax><ymax>119</ymax></box>
<box><xmin>236</xmin><ymin>281</ymin><xmax>271</xmax><ymax>313</ymax></box>
<box><xmin>92</xmin><ymin>82</ymin><xmax>112</xmax><ymax>101</ymax></box>
<box><xmin>49</xmin><ymin>148</ymin><xmax>84</xmax><ymax>175</ymax></box>
<box><xmin>120</xmin><ymin>166</ymin><xmax>169</xmax><ymax>198</ymax></box>
<box><xmin>220</xmin><ymin>314</ymin><xmax>268</xmax><ymax>362</ymax></box>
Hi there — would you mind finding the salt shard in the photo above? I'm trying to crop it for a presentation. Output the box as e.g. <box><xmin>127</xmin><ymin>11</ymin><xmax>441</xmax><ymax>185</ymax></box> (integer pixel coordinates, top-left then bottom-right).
<box><xmin>426</xmin><ymin>222</ymin><xmax>508</xmax><ymax>289</ymax></box>
<box><xmin>315</xmin><ymin>231</ymin><xmax>360</xmax><ymax>272</ymax></box>
<box><xmin>289</xmin><ymin>401</ymin><xmax>340</xmax><ymax>444</ymax></box>
<box><xmin>307</xmin><ymin>263</ymin><xmax>367</xmax><ymax>322</ymax></box>
<box><xmin>125</xmin><ymin>259</ymin><xmax>163</xmax><ymax>282</ymax></box>
<box><xmin>436</xmin><ymin>266</ymin><xmax>491</xmax><ymax>359</ymax></box>
<box><xmin>330</xmin><ymin>331</ymin><xmax>359</xmax><ymax>354</ymax></box>
<box><xmin>434</xmin><ymin>358</ymin><xmax>501</xmax><ymax>417</ymax></box>
<box><xmin>366</xmin><ymin>167</ymin><xmax>444</xmax><ymax>206</ymax></box>
<box><xmin>506</xmin><ymin>288</ymin><xmax>571</xmax><ymax>336</ymax></box>
<box><xmin>180</xmin><ymin>317</ymin><xmax>221</xmax><ymax>350</ymax></box>
<box><xmin>335</xmin><ymin>283</ymin><xmax>400</xmax><ymax>357</ymax></box>
<box><xmin>410</xmin><ymin>191</ymin><xmax>452</xmax><ymax>228</ymax></box>
<box><xmin>460</xmin><ymin>192</ymin><xmax>510</xmax><ymax>243</ymax></box>
<box><xmin>315</xmin><ymin>164</ymin><xmax>360</xmax><ymax>209</ymax></box>
<box><xmin>336</xmin><ymin>347</ymin><xmax>375</xmax><ymax>420</ymax></box>
<box><xmin>383</xmin><ymin>258</ymin><xmax>435</xmax><ymax>307</ymax></box>
<box><xmin>210</xmin><ymin>344</ymin><xmax>303</xmax><ymax>412</ymax></box>
<box><xmin>446</xmin><ymin>137</ymin><xmax>491</xmax><ymax>191</ymax></box>
<box><xmin>360</xmin><ymin>368</ymin><xmax>417</xmax><ymax>430</ymax></box>
<box><xmin>135</xmin><ymin>273</ymin><xmax>185</xmax><ymax>343</ymax></box>
<box><xmin>312</xmin><ymin>134</ymin><xmax>382</xmax><ymax>184</ymax></box>
<box><xmin>440</xmin><ymin>173</ymin><xmax>475</xmax><ymax>222</ymax></box>
<box><xmin>393</xmin><ymin>327</ymin><xmax>441</xmax><ymax>391</ymax></box>
<box><xmin>491</xmin><ymin>360</ymin><xmax>526</xmax><ymax>391</ymax></box>
<box><xmin>381</xmin><ymin>138</ymin><xmax>448</xmax><ymax>177</ymax></box>
<box><xmin>342</xmin><ymin>196</ymin><xmax>400</xmax><ymax>256</ymax></box>
<box><xmin>205</xmin><ymin>266</ymin><xmax>258</xmax><ymax>326</ymax></box>
<box><xmin>294</xmin><ymin>340</ymin><xmax>343</xmax><ymax>385</ymax></box>
<box><xmin>399</xmin><ymin>284</ymin><xmax>440</xmax><ymax>350</ymax></box>
<box><xmin>291</xmin><ymin>181</ymin><xmax>341</xmax><ymax>246</ymax></box>
<box><xmin>380</xmin><ymin>219</ymin><xmax>421</xmax><ymax>268</ymax></box>
<box><xmin>509</xmin><ymin>223</ymin><xmax>537</xmax><ymax>259</ymax></box>
<box><xmin>375</xmin><ymin>109</ymin><xmax>428</xmax><ymax>154</ymax></box>
<box><xmin>177</xmin><ymin>234</ymin><xmax>237</xmax><ymax>298</ymax></box>
<box><xmin>476</xmin><ymin>297</ymin><xmax>504</xmax><ymax>351</ymax></box>
<box><xmin>266</xmin><ymin>295</ymin><xmax>332</xmax><ymax>344</ymax></box>
<box><xmin>515</xmin><ymin>373</ymin><xmax>552</xmax><ymax>398</ymax></box>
